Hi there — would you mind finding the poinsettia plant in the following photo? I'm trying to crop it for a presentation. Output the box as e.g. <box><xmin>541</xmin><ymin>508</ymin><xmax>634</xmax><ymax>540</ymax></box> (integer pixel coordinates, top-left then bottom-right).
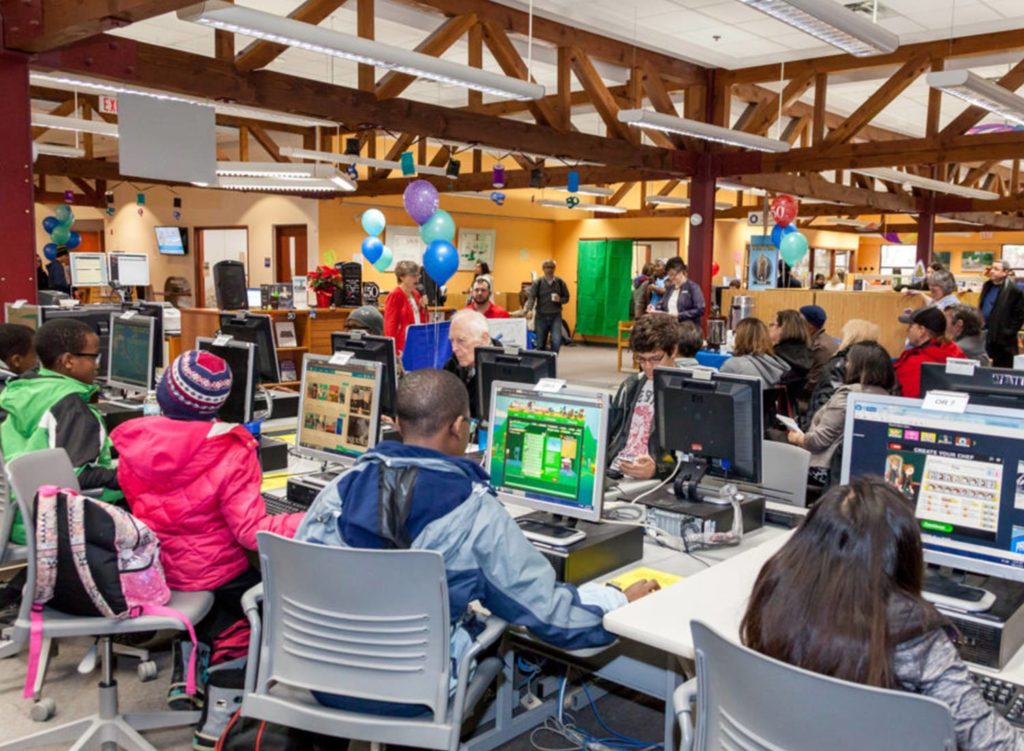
<box><xmin>307</xmin><ymin>265</ymin><xmax>341</xmax><ymax>292</ymax></box>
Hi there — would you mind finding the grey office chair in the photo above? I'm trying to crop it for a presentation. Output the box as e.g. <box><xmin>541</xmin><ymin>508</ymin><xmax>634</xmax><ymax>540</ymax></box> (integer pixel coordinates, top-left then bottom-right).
<box><xmin>0</xmin><ymin>451</ymin><xmax>27</xmax><ymax>565</ymax></box>
<box><xmin>674</xmin><ymin>620</ymin><xmax>957</xmax><ymax>751</ymax></box>
<box><xmin>0</xmin><ymin>449</ymin><xmax>214</xmax><ymax>751</ymax></box>
<box><xmin>240</xmin><ymin>533</ymin><xmax>507</xmax><ymax>751</ymax></box>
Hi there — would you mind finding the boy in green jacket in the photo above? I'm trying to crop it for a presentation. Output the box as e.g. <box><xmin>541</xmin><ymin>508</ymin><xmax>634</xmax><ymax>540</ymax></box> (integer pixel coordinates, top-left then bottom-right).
<box><xmin>0</xmin><ymin>318</ymin><xmax>121</xmax><ymax>545</ymax></box>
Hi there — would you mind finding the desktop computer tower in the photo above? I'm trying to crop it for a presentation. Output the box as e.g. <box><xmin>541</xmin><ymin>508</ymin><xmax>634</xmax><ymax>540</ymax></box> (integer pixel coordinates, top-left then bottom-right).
<box><xmin>213</xmin><ymin>261</ymin><xmax>248</xmax><ymax>310</ymax></box>
<box><xmin>940</xmin><ymin>575</ymin><xmax>1024</xmax><ymax>669</ymax></box>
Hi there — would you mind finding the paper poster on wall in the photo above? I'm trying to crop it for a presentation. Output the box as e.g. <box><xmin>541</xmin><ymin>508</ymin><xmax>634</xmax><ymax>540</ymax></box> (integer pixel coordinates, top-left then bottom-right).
<box><xmin>487</xmin><ymin>318</ymin><xmax>528</xmax><ymax>349</ymax></box>
<box><xmin>457</xmin><ymin>228</ymin><xmax>496</xmax><ymax>270</ymax></box>
<box><xmin>962</xmin><ymin>251</ymin><xmax>994</xmax><ymax>272</ymax></box>
<box><xmin>747</xmin><ymin>236</ymin><xmax>778</xmax><ymax>291</ymax></box>
<box><xmin>383</xmin><ymin>225</ymin><xmax>425</xmax><ymax>272</ymax></box>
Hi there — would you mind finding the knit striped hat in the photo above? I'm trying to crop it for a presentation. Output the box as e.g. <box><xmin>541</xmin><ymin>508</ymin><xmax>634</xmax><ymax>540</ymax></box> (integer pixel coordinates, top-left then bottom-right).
<box><xmin>157</xmin><ymin>350</ymin><xmax>233</xmax><ymax>420</ymax></box>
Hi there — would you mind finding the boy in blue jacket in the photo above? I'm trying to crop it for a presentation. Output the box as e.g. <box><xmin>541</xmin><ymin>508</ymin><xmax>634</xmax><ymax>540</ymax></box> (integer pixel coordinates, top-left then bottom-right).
<box><xmin>298</xmin><ymin>368</ymin><xmax>658</xmax><ymax>714</ymax></box>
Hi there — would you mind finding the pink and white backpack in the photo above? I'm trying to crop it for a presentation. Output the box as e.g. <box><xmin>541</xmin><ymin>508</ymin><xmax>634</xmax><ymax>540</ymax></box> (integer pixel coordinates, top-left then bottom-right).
<box><xmin>25</xmin><ymin>485</ymin><xmax>198</xmax><ymax>697</ymax></box>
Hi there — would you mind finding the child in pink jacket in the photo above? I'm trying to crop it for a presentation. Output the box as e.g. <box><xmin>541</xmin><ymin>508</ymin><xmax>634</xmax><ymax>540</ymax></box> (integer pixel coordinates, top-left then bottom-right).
<box><xmin>111</xmin><ymin>350</ymin><xmax>303</xmax><ymax>739</ymax></box>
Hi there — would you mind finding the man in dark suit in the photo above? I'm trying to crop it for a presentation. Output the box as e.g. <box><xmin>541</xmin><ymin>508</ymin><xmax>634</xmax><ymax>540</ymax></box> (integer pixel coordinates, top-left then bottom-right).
<box><xmin>979</xmin><ymin>259</ymin><xmax>1024</xmax><ymax>367</ymax></box>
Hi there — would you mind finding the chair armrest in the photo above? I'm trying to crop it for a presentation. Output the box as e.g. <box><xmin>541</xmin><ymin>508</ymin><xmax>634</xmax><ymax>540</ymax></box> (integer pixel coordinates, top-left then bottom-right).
<box><xmin>452</xmin><ymin>615</ymin><xmax>507</xmax><ymax>726</ymax></box>
<box><xmin>674</xmin><ymin>678</ymin><xmax>698</xmax><ymax>751</ymax></box>
<box><xmin>241</xmin><ymin>584</ymin><xmax>264</xmax><ymax>695</ymax></box>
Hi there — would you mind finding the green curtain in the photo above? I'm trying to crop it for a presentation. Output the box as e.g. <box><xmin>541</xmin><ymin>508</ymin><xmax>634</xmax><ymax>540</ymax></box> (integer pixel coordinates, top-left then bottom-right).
<box><xmin>575</xmin><ymin>239</ymin><xmax>633</xmax><ymax>337</ymax></box>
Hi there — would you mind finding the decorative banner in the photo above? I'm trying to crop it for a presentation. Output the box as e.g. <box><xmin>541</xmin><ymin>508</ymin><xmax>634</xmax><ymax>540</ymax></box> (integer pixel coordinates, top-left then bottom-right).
<box><xmin>567</xmin><ymin>170</ymin><xmax>580</xmax><ymax>193</ymax></box>
<box><xmin>321</xmin><ymin>249</ymin><xmax>337</xmax><ymax>267</ymax></box>
<box><xmin>748</xmin><ymin>236</ymin><xmax>778</xmax><ymax>291</ymax></box>
<box><xmin>566</xmin><ymin>195</ymin><xmax>580</xmax><ymax>208</ymax></box>
<box><xmin>490</xmin><ymin>192</ymin><xmax>506</xmax><ymax>206</ymax></box>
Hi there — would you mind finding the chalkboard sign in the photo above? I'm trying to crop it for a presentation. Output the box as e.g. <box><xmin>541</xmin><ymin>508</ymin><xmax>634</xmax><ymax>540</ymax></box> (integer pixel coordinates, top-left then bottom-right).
<box><xmin>337</xmin><ymin>262</ymin><xmax>363</xmax><ymax>307</ymax></box>
<box><xmin>362</xmin><ymin>282</ymin><xmax>380</xmax><ymax>307</ymax></box>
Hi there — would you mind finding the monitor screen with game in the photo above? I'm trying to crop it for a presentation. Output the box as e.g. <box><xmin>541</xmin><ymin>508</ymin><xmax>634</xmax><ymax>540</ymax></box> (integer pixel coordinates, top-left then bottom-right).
<box><xmin>218</xmin><ymin>312</ymin><xmax>280</xmax><ymax>384</ymax></box>
<box><xmin>40</xmin><ymin>304</ymin><xmax>121</xmax><ymax>376</ymax></box>
<box><xmin>69</xmin><ymin>253</ymin><xmax>108</xmax><ymax>287</ymax></box>
<box><xmin>196</xmin><ymin>337</ymin><xmax>256</xmax><ymax>424</ymax></box>
<box><xmin>475</xmin><ymin>347</ymin><xmax>557</xmax><ymax>424</ymax></box>
<box><xmin>920</xmin><ymin>362</ymin><xmax>1024</xmax><ymax>411</ymax></box>
<box><xmin>155</xmin><ymin>226</ymin><xmax>187</xmax><ymax>255</ymax></box>
<box><xmin>4</xmin><ymin>303</ymin><xmax>39</xmax><ymax>330</ymax></box>
<box><xmin>106</xmin><ymin>313</ymin><xmax>155</xmax><ymax>395</ymax></box>
<box><xmin>653</xmin><ymin>367</ymin><xmax>763</xmax><ymax>489</ymax></box>
<box><xmin>842</xmin><ymin>392</ymin><xmax>1024</xmax><ymax>583</ymax></box>
<box><xmin>486</xmin><ymin>383</ymin><xmax>608</xmax><ymax>523</ymax></box>
<box><xmin>108</xmin><ymin>253</ymin><xmax>151</xmax><ymax>287</ymax></box>
<box><xmin>296</xmin><ymin>354</ymin><xmax>382</xmax><ymax>464</ymax></box>
<box><xmin>330</xmin><ymin>332</ymin><xmax>398</xmax><ymax>417</ymax></box>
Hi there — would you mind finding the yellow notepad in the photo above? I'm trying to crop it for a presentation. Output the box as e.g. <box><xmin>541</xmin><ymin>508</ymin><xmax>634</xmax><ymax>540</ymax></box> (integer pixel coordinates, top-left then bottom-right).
<box><xmin>260</xmin><ymin>472</ymin><xmax>292</xmax><ymax>492</ymax></box>
<box><xmin>606</xmin><ymin>566</ymin><xmax>682</xmax><ymax>591</ymax></box>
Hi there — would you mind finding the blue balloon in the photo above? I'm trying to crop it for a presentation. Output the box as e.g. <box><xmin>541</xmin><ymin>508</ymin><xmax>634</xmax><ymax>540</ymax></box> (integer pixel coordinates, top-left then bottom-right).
<box><xmin>361</xmin><ymin>208</ymin><xmax>386</xmax><ymax>237</ymax></box>
<box><xmin>423</xmin><ymin>240</ymin><xmax>459</xmax><ymax>286</ymax></box>
<box><xmin>42</xmin><ymin>216</ymin><xmax>59</xmax><ymax>233</ymax></box>
<box><xmin>43</xmin><ymin>243</ymin><xmax>58</xmax><ymax>261</ymax></box>
<box><xmin>361</xmin><ymin>236</ymin><xmax>384</xmax><ymax>264</ymax></box>
<box><xmin>770</xmin><ymin>222</ymin><xmax>797</xmax><ymax>249</ymax></box>
<box><xmin>65</xmin><ymin>231</ymin><xmax>82</xmax><ymax>250</ymax></box>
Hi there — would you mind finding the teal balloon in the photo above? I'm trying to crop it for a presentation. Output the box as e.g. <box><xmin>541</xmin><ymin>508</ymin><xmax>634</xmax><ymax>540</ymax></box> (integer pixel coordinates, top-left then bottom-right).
<box><xmin>770</xmin><ymin>222</ymin><xmax>797</xmax><ymax>249</ymax></box>
<box><xmin>779</xmin><ymin>231</ymin><xmax>809</xmax><ymax>267</ymax></box>
<box><xmin>419</xmin><ymin>209</ymin><xmax>456</xmax><ymax>245</ymax></box>
<box><xmin>361</xmin><ymin>236</ymin><xmax>383</xmax><ymax>264</ymax></box>
<box><xmin>50</xmin><ymin>224</ymin><xmax>71</xmax><ymax>245</ymax></box>
<box><xmin>361</xmin><ymin>208</ymin><xmax>386</xmax><ymax>237</ymax></box>
<box><xmin>373</xmin><ymin>245</ymin><xmax>393</xmax><ymax>272</ymax></box>
<box><xmin>54</xmin><ymin>205</ymin><xmax>74</xmax><ymax>226</ymax></box>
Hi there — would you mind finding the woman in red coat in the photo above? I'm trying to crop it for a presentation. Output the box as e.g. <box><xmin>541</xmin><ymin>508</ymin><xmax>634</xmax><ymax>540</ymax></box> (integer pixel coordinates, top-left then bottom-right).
<box><xmin>383</xmin><ymin>259</ymin><xmax>428</xmax><ymax>355</ymax></box>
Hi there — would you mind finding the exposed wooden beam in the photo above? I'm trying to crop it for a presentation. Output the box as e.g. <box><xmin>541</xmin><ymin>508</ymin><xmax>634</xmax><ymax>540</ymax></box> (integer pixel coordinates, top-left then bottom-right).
<box><xmin>961</xmin><ymin>160</ymin><xmax>1000</xmax><ymax>187</ymax></box>
<box><xmin>357</xmin><ymin>0</ymin><xmax>375</xmax><ymax>93</ymax></box>
<box><xmin>214</xmin><ymin>0</ymin><xmax>235</xmax><ymax>62</ymax></box>
<box><xmin>467</xmin><ymin>21</ymin><xmax>483</xmax><ymax>113</ymax></box>
<box><xmin>639</xmin><ymin>61</ymin><xmax>689</xmax><ymax>150</ymax></box>
<box><xmin>239</xmin><ymin>126</ymin><xmax>249</xmax><ymax>161</ymax></box>
<box><xmin>722</xmin><ymin>173</ymin><xmax>916</xmax><ymax>213</ymax></box>
<box><xmin>480</xmin><ymin>20</ymin><xmax>560</xmax><ymax>128</ymax></box>
<box><xmin>568</xmin><ymin>47</ymin><xmax>636</xmax><ymax>143</ymax></box>
<box><xmin>246</xmin><ymin>123</ymin><xmax>288</xmax><ymax>163</ymax></box>
<box><xmin>352</xmin><ymin>164</ymin><xmax>643</xmax><ymax>196</ymax></box>
<box><xmin>556</xmin><ymin>46</ymin><xmax>572</xmax><ymax>131</ymax></box>
<box><xmin>781</xmin><ymin>116</ymin><xmax>810</xmax><ymax>146</ymax></box>
<box><xmin>31</xmin><ymin>97</ymin><xmax>76</xmax><ymax>140</ymax></box>
<box><xmin>739</xmin><ymin>71</ymin><xmax>815</xmax><ymax>136</ymax></box>
<box><xmin>607</xmin><ymin>182</ymin><xmax>636</xmax><ymax>207</ymax></box>
<box><xmin>375</xmin><ymin>14</ymin><xmax>477</xmax><ymax>100</ymax></box>
<box><xmin>938</xmin><ymin>57</ymin><xmax>1024</xmax><ymax>140</ymax></box>
<box><xmin>812</xmin><ymin>73</ymin><xmax>827</xmax><ymax>145</ymax></box>
<box><xmin>234</xmin><ymin>0</ymin><xmax>350</xmax><ymax>72</ymax></box>
<box><xmin>657</xmin><ymin>180</ymin><xmax>682</xmax><ymax>197</ymax></box>
<box><xmin>926</xmin><ymin>58</ymin><xmax>943</xmax><ymax>138</ymax></box>
<box><xmin>822</xmin><ymin>54</ymin><xmax>930</xmax><ymax>147</ymax></box>
<box><xmin>371</xmin><ymin>132</ymin><xmax>416</xmax><ymax>179</ymax></box>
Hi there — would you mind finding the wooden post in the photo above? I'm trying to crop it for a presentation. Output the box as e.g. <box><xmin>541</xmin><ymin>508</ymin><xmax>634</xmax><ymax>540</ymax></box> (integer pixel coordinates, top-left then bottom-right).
<box><xmin>0</xmin><ymin>53</ymin><xmax>38</xmax><ymax>303</ymax></box>
<box><xmin>917</xmin><ymin>194</ymin><xmax>935</xmax><ymax>266</ymax></box>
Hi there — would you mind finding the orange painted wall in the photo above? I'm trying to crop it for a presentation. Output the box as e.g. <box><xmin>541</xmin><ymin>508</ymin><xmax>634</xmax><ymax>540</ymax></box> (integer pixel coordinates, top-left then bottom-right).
<box><xmin>857</xmin><ymin>231</ymin><xmax>1024</xmax><ymax>275</ymax></box>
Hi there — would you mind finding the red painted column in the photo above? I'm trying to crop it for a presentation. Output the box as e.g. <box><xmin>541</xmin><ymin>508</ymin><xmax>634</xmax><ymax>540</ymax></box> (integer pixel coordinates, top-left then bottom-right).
<box><xmin>0</xmin><ymin>52</ymin><xmax>38</xmax><ymax>304</ymax></box>
<box><xmin>917</xmin><ymin>193</ymin><xmax>935</xmax><ymax>267</ymax></box>
<box><xmin>687</xmin><ymin>154</ymin><xmax>715</xmax><ymax>328</ymax></box>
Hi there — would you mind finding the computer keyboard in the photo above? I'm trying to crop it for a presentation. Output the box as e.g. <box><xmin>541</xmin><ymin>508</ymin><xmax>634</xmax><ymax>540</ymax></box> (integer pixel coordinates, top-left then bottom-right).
<box><xmin>262</xmin><ymin>492</ymin><xmax>309</xmax><ymax>517</ymax></box>
<box><xmin>971</xmin><ymin>672</ymin><xmax>1024</xmax><ymax>726</ymax></box>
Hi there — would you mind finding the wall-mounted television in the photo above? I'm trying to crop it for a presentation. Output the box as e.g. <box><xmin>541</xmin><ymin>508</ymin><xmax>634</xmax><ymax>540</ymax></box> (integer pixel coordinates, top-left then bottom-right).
<box><xmin>155</xmin><ymin>226</ymin><xmax>188</xmax><ymax>255</ymax></box>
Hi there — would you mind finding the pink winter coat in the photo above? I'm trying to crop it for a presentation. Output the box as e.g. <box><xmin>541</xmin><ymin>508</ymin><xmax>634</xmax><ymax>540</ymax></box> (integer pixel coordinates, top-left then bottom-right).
<box><xmin>111</xmin><ymin>417</ymin><xmax>303</xmax><ymax>591</ymax></box>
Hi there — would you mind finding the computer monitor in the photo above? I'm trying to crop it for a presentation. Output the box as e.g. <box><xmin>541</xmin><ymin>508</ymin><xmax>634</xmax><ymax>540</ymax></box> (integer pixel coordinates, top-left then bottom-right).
<box><xmin>123</xmin><ymin>302</ymin><xmax>164</xmax><ymax>370</ymax></box>
<box><xmin>155</xmin><ymin>226</ymin><xmax>187</xmax><ymax>255</ymax></box>
<box><xmin>218</xmin><ymin>312</ymin><xmax>280</xmax><ymax>384</ymax></box>
<box><xmin>4</xmin><ymin>303</ymin><xmax>39</xmax><ymax>330</ymax></box>
<box><xmin>653</xmin><ymin>367</ymin><xmax>763</xmax><ymax>499</ymax></box>
<box><xmin>842</xmin><ymin>392</ymin><xmax>1024</xmax><ymax>585</ymax></box>
<box><xmin>330</xmin><ymin>332</ymin><xmax>398</xmax><ymax>417</ymax></box>
<box><xmin>296</xmin><ymin>354</ymin><xmax>382</xmax><ymax>465</ymax></box>
<box><xmin>39</xmin><ymin>304</ymin><xmax>121</xmax><ymax>375</ymax></box>
<box><xmin>196</xmin><ymin>337</ymin><xmax>257</xmax><ymax>424</ymax></box>
<box><xmin>921</xmin><ymin>362</ymin><xmax>1024</xmax><ymax>410</ymax></box>
<box><xmin>37</xmin><ymin>290</ymin><xmax>69</xmax><ymax>306</ymax></box>
<box><xmin>106</xmin><ymin>313</ymin><xmax>155</xmax><ymax>395</ymax></box>
<box><xmin>475</xmin><ymin>347</ymin><xmax>557</xmax><ymax>424</ymax></box>
<box><xmin>486</xmin><ymin>383</ymin><xmax>608</xmax><ymax>524</ymax></box>
<box><xmin>108</xmin><ymin>253</ymin><xmax>151</xmax><ymax>287</ymax></box>
<box><xmin>246</xmin><ymin>288</ymin><xmax>262</xmax><ymax>309</ymax></box>
<box><xmin>69</xmin><ymin>253</ymin><xmax>108</xmax><ymax>287</ymax></box>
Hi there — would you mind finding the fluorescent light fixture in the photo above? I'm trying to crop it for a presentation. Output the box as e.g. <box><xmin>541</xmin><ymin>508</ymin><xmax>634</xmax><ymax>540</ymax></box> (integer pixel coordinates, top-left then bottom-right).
<box><xmin>927</xmin><ymin>69</ymin><xmax>1024</xmax><ymax>127</ymax></box>
<box><xmin>849</xmin><ymin>167</ymin><xmax>1000</xmax><ymax>200</ymax></box>
<box><xmin>714</xmin><ymin>202</ymin><xmax>735</xmax><ymax>211</ymax></box>
<box><xmin>278</xmin><ymin>146</ymin><xmax>445</xmax><ymax>177</ymax></box>
<box><xmin>537</xmin><ymin>199</ymin><xmax>627</xmax><ymax>214</ymax></box>
<box><xmin>35</xmin><ymin>143</ymin><xmax>87</xmax><ymax>158</ymax></box>
<box><xmin>940</xmin><ymin>215</ymin><xmax>986</xmax><ymax>226</ymax></box>
<box><xmin>199</xmin><ymin>176</ymin><xmax>352</xmax><ymax>192</ymax></box>
<box><xmin>738</xmin><ymin>0</ymin><xmax>899</xmax><ymax>57</ymax></box>
<box><xmin>717</xmin><ymin>181</ymin><xmax>766</xmax><ymax>196</ymax></box>
<box><xmin>646</xmin><ymin>196</ymin><xmax>689</xmax><ymax>206</ymax></box>
<box><xmin>555</xmin><ymin>185</ymin><xmax>615</xmax><ymax>197</ymax></box>
<box><xmin>215</xmin><ymin>161</ymin><xmax>355</xmax><ymax>189</ymax></box>
<box><xmin>179</xmin><ymin>1</ymin><xmax>544</xmax><ymax>101</ymax></box>
<box><xmin>831</xmin><ymin>218</ymin><xmax>874</xmax><ymax>228</ymax></box>
<box><xmin>446</xmin><ymin>191</ymin><xmax>497</xmax><ymax>200</ymax></box>
<box><xmin>617</xmin><ymin>109</ymin><xmax>791</xmax><ymax>153</ymax></box>
<box><xmin>31</xmin><ymin>113</ymin><xmax>119</xmax><ymax>138</ymax></box>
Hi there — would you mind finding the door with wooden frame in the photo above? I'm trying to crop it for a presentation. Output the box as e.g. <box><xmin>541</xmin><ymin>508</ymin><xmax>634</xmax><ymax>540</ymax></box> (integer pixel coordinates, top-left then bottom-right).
<box><xmin>194</xmin><ymin>226</ymin><xmax>249</xmax><ymax>308</ymax></box>
<box><xmin>274</xmin><ymin>225</ymin><xmax>308</xmax><ymax>283</ymax></box>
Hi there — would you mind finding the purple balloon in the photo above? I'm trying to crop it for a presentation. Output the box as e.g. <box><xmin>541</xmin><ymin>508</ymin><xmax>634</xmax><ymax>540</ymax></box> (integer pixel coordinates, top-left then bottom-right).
<box><xmin>423</xmin><ymin>240</ymin><xmax>459</xmax><ymax>286</ymax></box>
<box><xmin>403</xmin><ymin>179</ymin><xmax>439</xmax><ymax>226</ymax></box>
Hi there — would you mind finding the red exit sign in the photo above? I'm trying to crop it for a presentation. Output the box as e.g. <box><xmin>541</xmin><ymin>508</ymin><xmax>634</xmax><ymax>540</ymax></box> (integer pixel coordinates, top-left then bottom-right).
<box><xmin>99</xmin><ymin>95</ymin><xmax>117</xmax><ymax>115</ymax></box>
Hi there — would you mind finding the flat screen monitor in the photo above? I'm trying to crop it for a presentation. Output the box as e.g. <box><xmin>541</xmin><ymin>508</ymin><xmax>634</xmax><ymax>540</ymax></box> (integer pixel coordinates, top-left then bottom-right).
<box><xmin>69</xmin><ymin>253</ymin><xmax>108</xmax><ymax>287</ymax></box>
<box><xmin>39</xmin><ymin>304</ymin><xmax>120</xmax><ymax>375</ymax></box>
<box><xmin>330</xmin><ymin>332</ymin><xmax>398</xmax><ymax>417</ymax></box>
<box><xmin>296</xmin><ymin>354</ymin><xmax>382</xmax><ymax>464</ymax></box>
<box><xmin>920</xmin><ymin>362</ymin><xmax>1024</xmax><ymax>410</ymax></box>
<box><xmin>842</xmin><ymin>392</ymin><xmax>1024</xmax><ymax>583</ymax></box>
<box><xmin>124</xmin><ymin>302</ymin><xmax>165</xmax><ymax>370</ymax></box>
<box><xmin>475</xmin><ymin>347</ymin><xmax>557</xmax><ymax>424</ymax></box>
<box><xmin>108</xmin><ymin>253</ymin><xmax>151</xmax><ymax>287</ymax></box>
<box><xmin>155</xmin><ymin>226</ymin><xmax>187</xmax><ymax>255</ymax></box>
<box><xmin>486</xmin><ymin>383</ymin><xmax>608</xmax><ymax>523</ymax></box>
<box><xmin>218</xmin><ymin>312</ymin><xmax>280</xmax><ymax>384</ymax></box>
<box><xmin>4</xmin><ymin>303</ymin><xmax>39</xmax><ymax>330</ymax></box>
<box><xmin>196</xmin><ymin>337</ymin><xmax>256</xmax><ymax>424</ymax></box>
<box><xmin>106</xmin><ymin>313</ymin><xmax>155</xmax><ymax>395</ymax></box>
<box><xmin>653</xmin><ymin>367</ymin><xmax>763</xmax><ymax>484</ymax></box>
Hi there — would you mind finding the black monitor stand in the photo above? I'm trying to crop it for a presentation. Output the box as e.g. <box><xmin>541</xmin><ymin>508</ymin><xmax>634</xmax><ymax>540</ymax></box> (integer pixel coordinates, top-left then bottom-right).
<box><xmin>924</xmin><ymin>566</ymin><xmax>996</xmax><ymax>613</ymax></box>
<box><xmin>516</xmin><ymin>512</ymin><xmax>587</xmax><ymax>546</ymax></box>
<box><xmin>673</xmin><ymin>456</ymin><xmax>709</xmax><ymax>502</ymax></box>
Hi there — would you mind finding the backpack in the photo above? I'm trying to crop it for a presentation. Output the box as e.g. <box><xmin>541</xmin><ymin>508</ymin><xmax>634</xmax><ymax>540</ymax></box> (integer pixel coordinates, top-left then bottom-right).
<box><xmin>215</xmin><ymin>710</ymin><xmax>337</xmax><ymax>751</ymax></box>
<box><xmin>24</xmin><ymin>485</ymin><xmax>199</xmax><ymax>698</ymax></box>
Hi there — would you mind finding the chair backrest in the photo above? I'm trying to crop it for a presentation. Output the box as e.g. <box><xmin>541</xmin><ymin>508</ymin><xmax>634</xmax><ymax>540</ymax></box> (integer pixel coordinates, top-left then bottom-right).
<box><xmin>701</xmin><ymin>440</ymin><xmax>809</xmax><ymax>508</ymax></box>
<box><xmin>690</xmin><ymin>620</ymin><xmax>957</xmax><ymax>751</ymax></box>
<box><xmin>254</xmin><ymin>533</ymin><xmax>451</xmax><ymax>715</ymax></box>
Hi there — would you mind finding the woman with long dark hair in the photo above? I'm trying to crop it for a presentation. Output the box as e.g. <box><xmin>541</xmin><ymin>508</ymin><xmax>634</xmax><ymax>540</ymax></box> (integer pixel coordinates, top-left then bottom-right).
<box><xmin>741</xmin><ymin>478</ymin><xmax>1022</xmax><ymax>750</ymax></box>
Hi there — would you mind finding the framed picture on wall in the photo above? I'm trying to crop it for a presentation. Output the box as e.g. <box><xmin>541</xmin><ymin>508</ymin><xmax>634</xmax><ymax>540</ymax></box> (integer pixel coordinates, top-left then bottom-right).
<box><xmin>1002</xmin><ymin>245</ymin><xmax>1024</xmax><ymax>270</ymax></box>
<box><xmin>383</xmin><ymin>225</ymin><xmax>425</xmax><ymax>272</ymax></box>
<box><xmin>962</xmin><ymin>251</ymin><xmax>994</xmax><ymax>272</ymax></box>
<box><xmin>933</xmin><ymin>251</ymin><xmax>951</xmax><ymax>268</ymax></box>
<box><xmin>457</xmin><ymin>228</ymin><xmax>496</xmax><ymax>270</ymax></box>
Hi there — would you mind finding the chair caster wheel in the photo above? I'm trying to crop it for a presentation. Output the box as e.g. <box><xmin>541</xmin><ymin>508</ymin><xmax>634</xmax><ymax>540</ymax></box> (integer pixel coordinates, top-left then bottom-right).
<box><xmin>137</xmin><ymin>660</ymin><xmax>159</xmax><ymax>682</ymax></box>
<box><xmin>31</xmin><ymin>697</ymin><xmax>56</xmax><ymax>722</ymax></box>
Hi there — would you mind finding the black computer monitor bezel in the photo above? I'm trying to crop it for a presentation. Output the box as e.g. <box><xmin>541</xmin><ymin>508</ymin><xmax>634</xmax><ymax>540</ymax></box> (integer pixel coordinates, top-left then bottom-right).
<box><xmin>39</xmin><ymin>304</ymin><xmax>121</xmax><ymax>379</ymax></box>
<box><xmin>475</xmin><ymin>346</ymin><xmax>557</xmax><ymax>424</ymax></box>
<box><xmin>195</xmin><ymin>337</ymin><xmax>256</xmax><ymax>424</ymax></box>
<box><xmin>218</xmin><ymin>312</ymin><xmax>280</xmax><ymax>384</ymax></box>
<box><xmin>920</xmin><ymin>362</ymin><xmax>1024</xmax><ymax>410</ymax></box>
<box><xmin>330</xmin><ymin>331</ymin><xmax>398</xmax><ymax>418</ymax></box>
<box><xmin>124</xmin><ymin>302</ymin><xmax>164</xmax><ymax>370</ymax></box>
<box><xmin>106</xmin><ymin>313</ymin><xmax>155</xmax><ymax>395</ymax></box>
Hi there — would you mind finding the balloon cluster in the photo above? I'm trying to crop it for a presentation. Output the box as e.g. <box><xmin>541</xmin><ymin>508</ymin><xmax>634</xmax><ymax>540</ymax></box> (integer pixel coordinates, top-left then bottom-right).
<box><xmin>360</xmin><ymin>209</ymin><xmax>392</xmax><ymax>272</ymax></box>
<box><xmin>42</xmin><ymin>205</ymin><xmax>81</xmax><ymax>261</ymax></box>
<box><xmin>769</xmin><ymin>194</ymin><xmax>808</xmax><ymax>268</ymax></box>
<box><xmin>402</xmin><ymin>180</ymin><xmax>459</xmax><ymax>286</ymax></box>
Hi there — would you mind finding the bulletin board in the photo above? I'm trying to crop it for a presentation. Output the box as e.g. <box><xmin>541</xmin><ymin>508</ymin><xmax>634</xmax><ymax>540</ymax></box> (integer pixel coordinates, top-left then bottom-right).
<box><xmin>383</xmin><ymin>225</ymin><xmax>425</xmax><ymax>272</ymax></box>
<box><xmin>457</xmin><ymin>228</ymin><xmax>496</xmax><ymax>270</ymax></box>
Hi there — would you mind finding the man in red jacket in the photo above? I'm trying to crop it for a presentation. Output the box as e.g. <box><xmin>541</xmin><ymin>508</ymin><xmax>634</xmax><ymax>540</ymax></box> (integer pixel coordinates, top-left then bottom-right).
<box><xmin>465</xmin><ymin>277</ymin><xmax>509</xmax><ymax>319</ymax></box>
<box><xmin>894</xmin><ymin>306</ymin><xmax>965</xmax><ymax>398</ymax></box>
